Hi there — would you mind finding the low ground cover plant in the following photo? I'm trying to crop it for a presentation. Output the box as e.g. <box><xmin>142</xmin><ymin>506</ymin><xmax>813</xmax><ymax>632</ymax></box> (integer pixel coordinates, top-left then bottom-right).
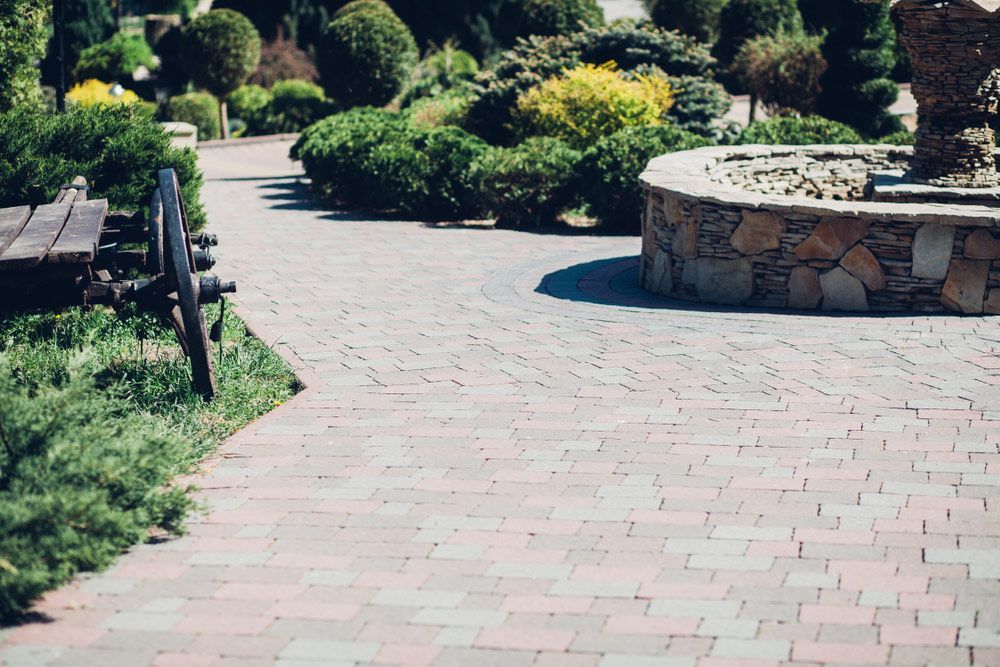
<box><xmin>0</xmin><ymin>105</ymin><xmax>206</xmax><ymax>229</ymax></box>
<box><xmin>0</xmin><ymin>306</ymin><xmax>298</xmax><ymax>622</ymax></box>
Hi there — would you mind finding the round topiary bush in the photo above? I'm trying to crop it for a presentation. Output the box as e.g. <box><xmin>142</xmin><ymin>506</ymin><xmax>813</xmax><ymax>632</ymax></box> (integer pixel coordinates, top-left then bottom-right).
<box><xmin>167</xmin><ymin>91</ymin><xmax>221</xmax><ymax>141</ymax></box>
<box><xmin>74</xmin><ymin>32</ymin><xmax>155</xmax><ymax>84</ymax></box>
<box><xmin>643</xmin><ymin>0</ymin><xmax>727</xmax><ymax>44</ymax></box>
<box><xmin>470</xmin><ymin>137</ymin><xmax>582</xmax><ymax>229</ymax></box>
<box><xmin>318</xmin><ymin>0</ymin><xmax>418</xmax><ymax>108</ymax></box>
<box><xmin>577</xmin><ymin>124</ymin><xmax>711</xmax><ymax>233</ymax></box>
<box><xmin>737</xmin><ymin>115</ymin><xmax>863</xmax><ymax>145</ymax></box>
<box><xmin>497</xmin><ymin>0</ymin><xmax>604</xmax><ymax>45</ymax></box>
<box><xmin>182</xmin><ymin>9</ymin><xmax>261</xmax><ymax>138</ymax></box>
<box><xmin>264</xmin><ymin>79</ymin><xmax>328</xmax><ymax>133</ymax></box>
<box><xmin>228</xmin><ymin>84</ymin><xmax>270</xmax><ymax>122</ymax></box>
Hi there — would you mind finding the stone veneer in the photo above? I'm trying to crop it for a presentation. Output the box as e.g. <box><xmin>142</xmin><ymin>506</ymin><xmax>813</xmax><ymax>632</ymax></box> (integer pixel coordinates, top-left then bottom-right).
<box><xmin>639</xmin><ymin>145</ymin><xmax>1000</xmax><ymax>314</ymax></box>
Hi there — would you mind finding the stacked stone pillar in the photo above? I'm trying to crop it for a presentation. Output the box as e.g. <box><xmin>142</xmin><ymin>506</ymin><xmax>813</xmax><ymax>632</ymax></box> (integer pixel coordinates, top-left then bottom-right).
<box><xmin>892</xmin><ymin>0</ymin><xmax>1000</xmax><ymax>187</ymax></box>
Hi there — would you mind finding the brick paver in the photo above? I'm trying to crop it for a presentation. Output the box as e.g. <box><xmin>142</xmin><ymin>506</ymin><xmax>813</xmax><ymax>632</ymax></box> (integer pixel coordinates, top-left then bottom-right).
<box><xmin>2</xmin><ymin>139</ymin><xmax>999</xmax><ymax>666</ymax></box>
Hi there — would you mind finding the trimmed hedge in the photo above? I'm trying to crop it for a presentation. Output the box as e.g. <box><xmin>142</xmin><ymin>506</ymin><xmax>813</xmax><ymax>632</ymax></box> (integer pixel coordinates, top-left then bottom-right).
<box><xmin>497</xmin><ymin>0</ymin><xmax>605</xmax><ymax>45</ymax></box>
<box><xmin>167</xmin><ymin>91</ymin><xmax>221</xmax><ymax>142</ymax></box>
<box><xmin>0</xmin><ymin>105</ymin><xmax>206</xmax><ymax>229</ymax></box>
<box><xmin>318</xmin><ymin>0</ymin><xmax>418</xmax><ymax>107</ymax></box>
<box><xmin>75</xmin><ymin>32</ymin><xmax>155</xmax><ymax>84</ymax></box>
<box><xmin>738</xmin><ymin>115</ymin><xmax>863</xmax><ymax>145</ymax></box>
<box><xmin>578</xmin><ymin>124</ymin><xmax>710</xmax><ymax>233</ymax></box>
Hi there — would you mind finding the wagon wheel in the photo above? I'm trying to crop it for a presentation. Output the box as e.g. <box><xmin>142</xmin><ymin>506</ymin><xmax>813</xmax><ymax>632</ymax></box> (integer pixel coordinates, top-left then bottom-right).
<box><xmin>158</xmin><ymin>168</ymin><xmax>217</xmax><ymax>401</ymax></box>
<box><xmin>147</xmin><ymin>187</ymin><xmax>164</xmax><ymax>275</ymax></box>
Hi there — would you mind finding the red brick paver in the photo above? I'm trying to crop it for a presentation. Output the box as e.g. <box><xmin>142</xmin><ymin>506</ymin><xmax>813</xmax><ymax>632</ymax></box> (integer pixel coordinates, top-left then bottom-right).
<box><xmin>1</xmin><ymin>139</ymin><xmax>999</xmax><ymax>666</ymax></box>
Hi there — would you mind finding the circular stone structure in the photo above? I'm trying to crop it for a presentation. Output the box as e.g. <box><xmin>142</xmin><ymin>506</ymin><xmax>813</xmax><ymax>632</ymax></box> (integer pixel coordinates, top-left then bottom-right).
<box><xmin>638</xmin><ymin>144</ymin><xmax>1000</xmax><ymax>314</ymax></box>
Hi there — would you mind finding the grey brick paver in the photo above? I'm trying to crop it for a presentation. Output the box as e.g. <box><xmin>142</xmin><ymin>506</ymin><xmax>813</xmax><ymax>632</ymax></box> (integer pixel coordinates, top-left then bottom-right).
<box><xmin>1</xmin><ymin>139</ymin><xmax>998</xmax><ymax>666</ymax></box>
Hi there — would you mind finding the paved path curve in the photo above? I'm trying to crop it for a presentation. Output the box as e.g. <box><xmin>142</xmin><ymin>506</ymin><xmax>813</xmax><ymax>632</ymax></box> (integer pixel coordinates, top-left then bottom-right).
<box><xmin>2</xmin><ymin>139</ymin><xmax>1000</xmax><ymax>667</ymax></box>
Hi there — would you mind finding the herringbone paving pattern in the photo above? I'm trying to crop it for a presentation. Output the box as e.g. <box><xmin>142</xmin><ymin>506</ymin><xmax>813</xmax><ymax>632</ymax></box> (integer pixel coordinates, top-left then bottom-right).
<box><xmin>1</xmin><ymin>140</ymin><xmax>999</xmax><ymax>666</ymax></box>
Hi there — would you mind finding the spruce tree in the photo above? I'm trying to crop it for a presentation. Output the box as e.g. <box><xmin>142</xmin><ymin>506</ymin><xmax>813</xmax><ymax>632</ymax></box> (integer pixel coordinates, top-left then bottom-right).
<box><xmin>812</xmin><ymin>0</ymin><xmax>902</xmax><ymax>138</ymax></box>
<box><xmin>714</xmin><ymin>0</ymin><xmax>802</xmax><ymax>70</ymax></box>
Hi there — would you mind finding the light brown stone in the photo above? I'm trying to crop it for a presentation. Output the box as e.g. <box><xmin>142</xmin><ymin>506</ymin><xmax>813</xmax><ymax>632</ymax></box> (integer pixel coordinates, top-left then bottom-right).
<box><xmin>794</xmin><ymin>218</ymin><xmax>872</xmax><ymax>260</ymax></box>
<box><xmin>840</xmin><ymin>244</ymin><xmax>887</xmax><ymax>292</ymax></box>
<box><xmin>693</xmin><ymin>257</ymin><xmax>754</xmax><ymax>305</ymax></box>
<box><xmin>985</xmin><ymin>289</ymin><xmax>1000</xmax><ymax>315</ymax></box>
<box><xmin>912</xmin><ymin>223</ymin><xmax>956</xmax><ymax>280</ymax></box>
<box><xmin>787</xmin><ymin>266</ymin><xmax>822</xmax><ymax>309</ymax></box>
<box><xmin>731</xmin><ymin>210</ymin><xmax>785</xmax><ymax>256</ymax></box>
<box><xmin>673</xmin><ymin>217</ymin><xmax>699</xmax><ymax>259</ymax></box>
<box><xmin>940</xmin><ymin>259</ymin><xmax>990</xmax><ymax>314</ymax></box>
<box><xmin>963</xmin><ymin>228</ymin><xmax>1000</xmax><ymax>260</ymax></box>
<box><xmin>820</xmin><ymin>267</ymin><xmax>869</xmax><ymax>312</ymax></box>
<box><xmin>663</xmin><ymin>195</ymin><xmax>685</xmax><ymax>228</ymax></box>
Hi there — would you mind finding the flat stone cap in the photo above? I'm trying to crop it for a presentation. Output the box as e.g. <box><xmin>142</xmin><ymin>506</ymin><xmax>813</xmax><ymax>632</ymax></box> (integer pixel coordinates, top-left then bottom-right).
<box><xmin>890</xmin><ymin>0</ymin><xmax>1000</xmax><ymax>13</ymax></box>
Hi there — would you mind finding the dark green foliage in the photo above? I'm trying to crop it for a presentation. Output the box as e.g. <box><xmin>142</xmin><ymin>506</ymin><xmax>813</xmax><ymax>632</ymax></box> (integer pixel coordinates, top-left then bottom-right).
<box><xmin>0</xmin><ymin>303</ymin><xmax>297</xmax><ymax>622</ymax></box>
<box><xmin>812</xmin><ymin>0</ymin><xmax>902</xmax><ymax>138</ymax></box>
<box><xmin>401</xmin><ymin>44</ymin><xmax>479</xmax><ymax>106</ymax></box>
<box><xmin>470</xmin><ymin>137</ymin><xmax>582</xmax><ymax>229</ymax></box>
<box><xmin>496</xmin><ymin>0</ymin><xmax>604</xmax><ymax>45</ymax></box>
<box><xmin>0</xmin><ymin>0</ymin><xmax>50</xmax><ymax>111</ymax></box>
<box><xmin>466</xmin><ymin>19</ymin><xmax>726</xmax><ymax>143</ymax></box>
<box><xmin>167</xmin><ymin>92</ymin><xmax>221</xmax><ymax>141</ymax></box>
<box><xmin>183</xmin><ymin>9</ymin><xmax>262</xmax><ymax>99</ymax></box>
<box><xmin>258</xmin><ymin>80</ymin><xmax>329</xmax><ymax>134</ymax></box>
<box><xmin>877</xmin><ymin>130</ymin><xmax>914</xmax><ymax>146</ymax></box>
<box><xmin>42</xmin><ymin>0</ymin><xmax>115</xmax><ymax>87</ymax></box>
<box><xmin>578</xmin><ymin>125</ymin><xmax>711</xmax><ymax>233</ymax></box>
<box><xmin>661</xmin><ymin>74</ymin><xmax>732</xmax><ymax>138</ymax></box>
<box><xmin>292</xmin><ymin>108</ymin><xmax>488</xmax><ymax>218</ymax></box>
<box><xmin>738</xmin><ymin>115</ymin><xmax>863</xmax><ymax>145</ymax></box>
<box><xmin>714</xmin><ymin>0</ymin><xmax>803</xmax><ymax>70</ymax></box>
<box><xmin>0</xmin><ymin>363</ymin><xmax>192</xmax><ymax>622</ymax></box>
<box><xmin>644</xmin><ymin>0</ymin><xmax>727</xmax><ymax>44</ymax></box>
<box><xmin>75</xmin><ymin>33</ymin><xmax>156</xmax><ymax>84</ymax></box>
<box><xmin>0</xmin><ymin>105</ymin><xmax>206</xmax><ymax>230</ymax></box>
<box><xmin>318</xmin><ymin>0</ymin><xmax>418</xmax><ymax>107</ymax></box>
<box><xmin>152</xmin><ymin>26</ymin><xmax>189</xmax><ymax>95</ymax></box>
<box><xmin>251</xmin><ymin>36</ymin><xmax>320</xmax><ymax>88</ymax></box>
<box><xmin>144</xmin><ymin>0</ymin><xmax>199</xmax><ymax>17</ymax></box>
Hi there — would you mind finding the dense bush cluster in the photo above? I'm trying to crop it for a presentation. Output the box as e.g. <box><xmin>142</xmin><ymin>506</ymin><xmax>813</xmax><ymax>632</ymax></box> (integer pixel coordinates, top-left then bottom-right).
<box><xmin>0</xmin><ymin>0</ymin><xmax>50</xmax><ymax>112</ymax></box>
<box><xmin>232</xmin><ymin>80</ymin><xmax>329</xmax><ymax>135</ymax></box>
<box><xmin>738</xmin><ymin>115</ymin><xmax>863</xmax><ymax>145</ymax></box>
<box><xmin>0</xmin><ymin>105</ymin><xmax>206</xmax><ymax>229</ymax></box>
<box><xmin>496</xmin><ymin>0</ymin><xmax>604</xmax><ymax>45</ymax></box>
<box><xmin>75</xmin><ymin>33</ymin><xmax>155</xmax><ymax>84</ymax></box>
<box><xmin>643</xmin><ymin>0</ymin><xmax>726</xmax><ymax>44</ymax></box>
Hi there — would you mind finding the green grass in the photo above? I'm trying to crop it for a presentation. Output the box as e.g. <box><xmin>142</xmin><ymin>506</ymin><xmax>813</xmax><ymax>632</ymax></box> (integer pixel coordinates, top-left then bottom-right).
<box><xmin>0</xmin><ymin>305</ymin><xmax>298</xmax><ymax>622</ymax></box>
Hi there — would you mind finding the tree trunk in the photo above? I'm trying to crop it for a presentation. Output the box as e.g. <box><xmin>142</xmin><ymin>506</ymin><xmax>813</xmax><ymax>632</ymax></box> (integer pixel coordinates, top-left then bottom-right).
<box><xmin>749</xmin><ymin>93</ymin><xmax>758</xmax><ymax>124</ymax></box>
<box><xmin>219</xmin><ymin>99</ymin><xmax>230</xmax><ymax>140</ymax></box>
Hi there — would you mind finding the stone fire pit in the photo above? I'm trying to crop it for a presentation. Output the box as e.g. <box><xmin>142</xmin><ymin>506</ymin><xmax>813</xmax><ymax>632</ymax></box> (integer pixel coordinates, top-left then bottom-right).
<box><xmin>639</xmin><ymin>0</ymin><xmax>1000</xmax><ymax>314</ymax></box>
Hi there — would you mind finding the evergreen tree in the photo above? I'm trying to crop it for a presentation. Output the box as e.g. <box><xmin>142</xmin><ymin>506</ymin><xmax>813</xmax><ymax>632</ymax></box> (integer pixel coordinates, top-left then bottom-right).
<box><xmin>644</xmin><ymin>0</ymin><xmax>728</xmax><ymax>44</ymax></box>
<box><xmin>42</xmin><ymin>0</ymin><xmax>116</xmax><ymax>87</ymax></box>
<box><xmin>811</xmin><ymin>0</ymin><xmax>902</xmax><ymax>137</ymax></box>
<box><xmin>714</xmin><ymin>0</ymin><xmax>802</xmax><ymax>70</ymax></box>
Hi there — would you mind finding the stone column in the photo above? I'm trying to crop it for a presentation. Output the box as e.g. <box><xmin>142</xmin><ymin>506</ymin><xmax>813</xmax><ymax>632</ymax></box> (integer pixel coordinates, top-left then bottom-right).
<box><xmin>892</xmin><ymin>0</ymin><xmax>1000</xmax><ymax>187</ymax></box>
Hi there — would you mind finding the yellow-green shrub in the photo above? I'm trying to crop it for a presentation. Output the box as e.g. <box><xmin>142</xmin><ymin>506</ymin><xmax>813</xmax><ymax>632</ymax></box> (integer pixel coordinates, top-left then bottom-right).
<box><xmin>67</xmin><ymin>79</ymin><xmax>141</xmax><ymax>107</ymax></box>
<box><xmin>512</xmin><ymin>62</ymin><xmax>674</xmax><ymax>149</ymax></box>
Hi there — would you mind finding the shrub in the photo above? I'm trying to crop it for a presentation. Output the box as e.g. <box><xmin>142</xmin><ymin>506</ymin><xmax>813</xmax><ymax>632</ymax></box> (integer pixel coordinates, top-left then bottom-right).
<box><xmin>578</xmin><ymin>124</ymin><xmax>710</xmax><ymax>233</ymax></box>
<box><xmin>292</xmin><ymin>107</ymin><xmax>488</xmax><ymax>218</ymax></box>
<box><xmin>471</xmin><ymin>137</ymin><xmax>581</xmax><ymax>229</ymax></box>
<box><xmin>405</xmin><ymin>88</ymin><xmax>475</xmax><ymax>129</ymax></box>
<box><xmin>318</xmin><ymin>0</ymin><xmax>418</xmax><ymax>108</ymax></box>
<box><xmin>0</xmin><ymin>0</ymin><xmax>50</xmax><ymax>112</ymax></box>
<box><xmin>75</xmin><ymin>33</ymin><xmax>155</xmax><ymax>84</ymax></box>
<box><xmin>41</xmin><ymin>0</ymin><xmax>115</xmax><ymax>87</ymax></box>
<box><xmin>401</xmin><ymin>43</ymin><xmax>479</xmax><ymax>106</ymax></box>
<box><xmin>496</xmin><ymin>0</ymin><xmax>604</xmax><ymax>45</ymax></box>
<box><xmin>812</xmin><ymin>0</ymin><xmax>902</xmax><ymax>138</ymax></box>
<box><xmin>0</xmin><ymin>105</ymin><xmax>206</xmax><ymax>229</ymax></box>
<box><xmin>643</xmin><ymin>0</ymin><xmax>727</xmax><ymax>44</ymax></box>
<box><xmin>167</xmin><ymin>92</ymin><xmax>221</xmax><ymax>142</ymax></box>
<box><xmin>466</xmin><ymin>20</ymin><xmax>725</xmax><ymax>143</ymax></box>
<box><xmin>738</xmin><ymin>115</ymin><xmax>863</xmax><ymax>145</ymax></box>
<box><xmin>876</xmin><ymin>130</ymin><xmax>915</xmax><ymax>146</ymax></box>
<box><xmin>229</xmin><ymin>84</ymin><xmax>271</xmax><ymax>124</ymax></box>
<box><xmin>512</xmin><ymin>62</ymin><xmax>675</xmax><ymax>149</ymax></box>
<box><xmin>263</xmin><ymin>79</ymin><xmax>328</xmax><ymax>133</ymax></box>
<box><xmin>145</xmin><ymin>0</ymin><xmax>199</xmax><ymax>17</ymax></box>
<box><xmin>714</xmin><ymin>0</ymin><xmax>803</xmax><ymax>71</ymax></box>
<box><xmin>183</xmin><ymin>9</ymin><xmax>262</xmax><ymax>139</ymax></box>
<box><xmin>659</xmin><ymin>73</ymin><xmax>732</xmax><ymax>138</ymax></box>
<box><xmin>67</xmin><ymin>79</ymin><xmax>142</xmax><ymax>107</ymax></box>
<box><xmin>733</xmin><ymin>31</ymin><xmax>827</xmax><ymax>116</ymax></box>
<box><xmin>0</xmin><ymin>361</ymin><xmax>192</xmax><ymax>622</ymax></box>
<box><xmin>251</xmin><ymin>35</ymin><xmax>320</xmax><ymax>88</ymax></box>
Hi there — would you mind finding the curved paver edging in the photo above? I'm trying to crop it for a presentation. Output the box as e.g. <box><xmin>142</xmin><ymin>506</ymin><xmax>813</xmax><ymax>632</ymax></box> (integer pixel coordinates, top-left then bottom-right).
<box><xmin>639</xmin><ymin>144</ymin><xmax>1000</xmax><ymax>315</ymax></box>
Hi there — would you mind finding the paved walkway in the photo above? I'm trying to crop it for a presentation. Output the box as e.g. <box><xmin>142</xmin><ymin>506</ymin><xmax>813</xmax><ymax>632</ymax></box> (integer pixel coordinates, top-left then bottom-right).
<box><xmin>2</xmin><ymin>140</ymin><xmax>1000</xmax><ymax>667</ymax></box>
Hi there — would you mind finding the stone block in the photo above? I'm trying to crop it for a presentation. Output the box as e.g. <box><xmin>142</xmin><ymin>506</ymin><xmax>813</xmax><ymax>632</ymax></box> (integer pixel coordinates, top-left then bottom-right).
<box><xmin>941</xmin><ymin>259</ymin><xmax>990</xmax><ymax>314</ymax></box>
<box><xmin>731</xmin><ymin>210</ymin><xmax>785</xmax><ymax>256</ymax></box>
<box><xmin>912</xmin><ymin>223</ymin><xmax>956</xmax><ymax>279</ymax></box>
<box><xmin>985</xmin><ymin>289</ymin><xmax>1000</xmax><ymax>315</ymax></box>
<box><xmin>787</xmin><ymin>266</ymin><xmax>822</xmax><ymax>309</ymax></box>
<box><xmin>649</xmin><ymin>250</ymin><xmax>673</xmax><ymax>295</ymax></box>
<box><xmin>673</xmin><ymin>216</ymin><xmax>699</xmax><ymax>259</ymax></box>
<box><xmin>840</xmin><ymin>244</ymin><xmax>887</xmax><ymax>291</ymax></box>
<box><xmin>681</xmin><ymin>258</ymin><xmax>699</xmax><ymax>286</ymax></box>
<box><xmin>820</xmin><ymin>267</ymin><xmax>869</xmax><ymax>312</ymax></box>
<box><xmin>963</xmin><ymin>228</ymin><xmax>1000</xmax><ymax>260</ymax></box>
<box><xmin>794</xmin><ymin>218</ymin><xmax>871</xmax><ymax>260</ymax></box>
<box><xmin>694</xmin><ymin>257</ymin><xmax>754</xmax><ymax>305</ymax></box>
<box><xmin>663</xmin><ymin>196</ymin><xmax>685</xmax><ymax>229</ymax></box>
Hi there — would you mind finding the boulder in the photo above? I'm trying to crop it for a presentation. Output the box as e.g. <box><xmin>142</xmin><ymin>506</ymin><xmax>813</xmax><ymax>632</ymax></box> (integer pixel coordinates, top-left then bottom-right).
<box><xmin>912</xmin><ymin>223</ymin><xmax>955</xmax><ymax>279</ymax></box>
<box><xmin>694</xmin><ymin>257</ymin><xmax>754</xmax><ymax>305</ymax></box>
<box><xmin>941</xmin><ymin>259</ymin><xmax>990</xmax><ymax>314</ymax></box>
<box><xmin>963</xmin><ymin>228</ymin><xmax>1000</xmax><ymax>260</ymax></box>
<box><xmin>794</xmin><ymin>218</ymin><xmax>871</xmax><ymax>260</ymax></box>
<box><xmin>787</xmin><ymin>266</ymin><xmax>823</xmax><ymax>309</ymax></box>
<box><xmin>840</xmin><ymin>244</ymin><xmax>887</xmax><ymax>291</ymax></box>
<box><xmin>731</xmin><ymin>210</ymin><xmax>785</xmax><ymax>256</ymax></box>
<box><xmin>820</xmin><ymin>267</ymin><xmax>869</xmax><ymax>312</ymax></box>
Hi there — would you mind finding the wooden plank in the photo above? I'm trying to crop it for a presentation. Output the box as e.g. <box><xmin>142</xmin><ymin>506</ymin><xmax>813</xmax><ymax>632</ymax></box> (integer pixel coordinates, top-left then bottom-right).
<box><xmin>0</xmin><ymin>203</ymin><xmax>72</xmax><ymax>271</ymax></box>
<box><xmin>0</xmin><ymin>206</ymin><xmax>31</xmax><ymax>257</ymax></box>
<box><xmin>48</xmin><ymin>199</ymin><xmax>108</xmax><ymax>264</ymax></box>
<box><xmin>53</xmin><ymin>176</ymin><xmax>88</xmax><ymax>204</ymax></box>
